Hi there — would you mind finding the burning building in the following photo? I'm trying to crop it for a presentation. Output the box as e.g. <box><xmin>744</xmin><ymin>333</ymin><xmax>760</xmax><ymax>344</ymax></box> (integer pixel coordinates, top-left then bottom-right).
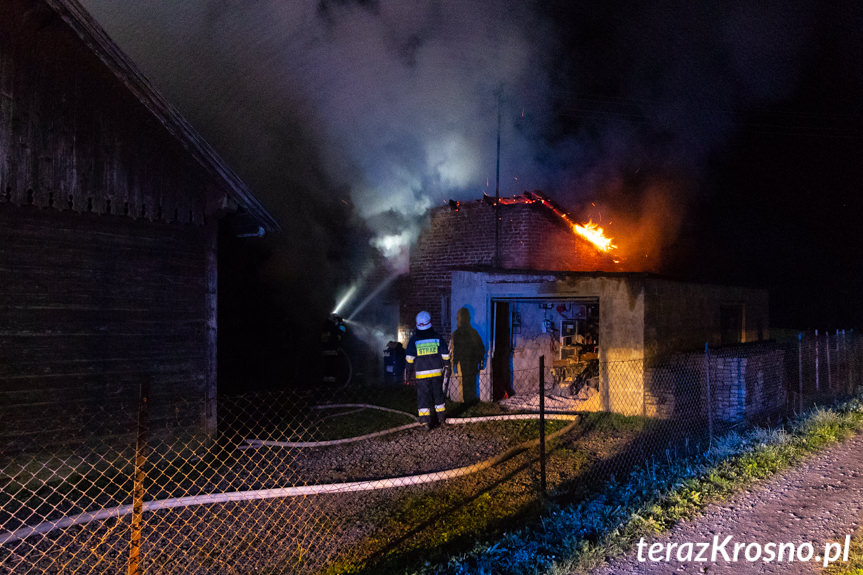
<box><xmin>401</xmin><ymin>191</ymin><xmax>776</xmax><ymax>419</ymax></box>
<box><xmin>400</xmin><ymin>191</ymin><xmax>620</xmax><ymax>338</ymax></box>
<box><xmin>451</xmin><ymin>269</ymin><xmax>771</xmax><ymax>416</ymax></box>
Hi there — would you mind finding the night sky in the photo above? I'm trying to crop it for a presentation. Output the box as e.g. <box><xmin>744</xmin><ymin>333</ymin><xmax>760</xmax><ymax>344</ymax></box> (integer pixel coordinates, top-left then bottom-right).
<box><xmin>80</xmin><ymin>0</ymin><xmax>863</xmax><ymax>337</ymax></box>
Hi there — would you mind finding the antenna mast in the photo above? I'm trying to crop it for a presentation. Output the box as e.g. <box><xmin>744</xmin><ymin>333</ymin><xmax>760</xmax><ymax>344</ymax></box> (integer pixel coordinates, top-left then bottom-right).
<box><xmin>494</xmin><ymin>87</ymin><xmax>502</xmax><ymax>268</ymax></box>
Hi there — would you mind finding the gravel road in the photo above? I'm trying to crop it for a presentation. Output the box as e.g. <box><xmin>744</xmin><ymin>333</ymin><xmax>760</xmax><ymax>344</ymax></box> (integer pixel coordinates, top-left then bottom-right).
<box><xmin>592</xmin><ymin>431</ymin><xmax>863</xmax><ymax>575</ymax></box>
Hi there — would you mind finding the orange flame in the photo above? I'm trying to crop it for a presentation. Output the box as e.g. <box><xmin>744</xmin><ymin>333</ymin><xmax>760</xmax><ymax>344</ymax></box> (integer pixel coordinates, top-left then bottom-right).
<box><xmin>486</xmin><ymin>191</ymin><xmax>619</xmax><ymax>257</ymax></box>
<box><xmin>573</xmin><ymin>220</ymin><xmax>617</xmax><ymax>253</ymax></box>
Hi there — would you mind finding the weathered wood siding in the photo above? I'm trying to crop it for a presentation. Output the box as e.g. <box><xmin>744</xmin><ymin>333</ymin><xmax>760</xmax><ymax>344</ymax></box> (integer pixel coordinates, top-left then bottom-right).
<box><xmin>0</xmin><ymin>1</ymin><xmax>223</xmax><ymax>454</ymax></box>
<box><xmin>0</xmin><ymin>205</ymin><xmax>211</xmax><ymax>454</ymax></box>
<box><xmin>0</xmin><ymin>0</ymin><xmax>210</xmax><ymax>225</ymax></box>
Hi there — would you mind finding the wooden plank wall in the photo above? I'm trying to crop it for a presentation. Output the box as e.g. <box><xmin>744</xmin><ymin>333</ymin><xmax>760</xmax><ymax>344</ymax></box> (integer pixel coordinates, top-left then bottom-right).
<box><xmin>0</xmin><ymin>205</ymin><xmax>210</xmax><ymax>455</ymax></box>
<box><xmin>0</xmin><ymin>1</ymin><xmax>224</xmax><ymax>455</ymax></box>
<box><xmin>0</xmin><ymin>1</ymin><xmax>209</xmax><ymax>228</ymax></box>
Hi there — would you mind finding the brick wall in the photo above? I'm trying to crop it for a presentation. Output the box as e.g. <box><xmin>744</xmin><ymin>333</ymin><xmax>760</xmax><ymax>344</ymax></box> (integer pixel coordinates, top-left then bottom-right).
<box><xmin>709</xmin><ymin>346</ymin><xmax>787</xmax><ymax>423</ymax></box>
<box><xmin>402</xmin><ymin>199</ymin><xmax>618</xmax><ymax>336</ymax></box>
<box><xmin>643</xmin><ymin>354</ymin><xmax>704</xmax><ymax>419</ymax></box>
<box><xmin>643</xmin><ymin>343</ymin><xmax>786</xmax><ymax>423</ymax></box>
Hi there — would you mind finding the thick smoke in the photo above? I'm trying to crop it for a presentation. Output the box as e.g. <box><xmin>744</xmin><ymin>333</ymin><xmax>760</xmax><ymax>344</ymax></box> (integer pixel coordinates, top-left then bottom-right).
<box><xmin>81</xmin><ymin>0</ymin><xmax>559</xmax><ymax>276</ymax></box>
<box><xmin>81</xmin><ymin>0</ymin><xmax>818</xmax><ymax>286</ymax></box>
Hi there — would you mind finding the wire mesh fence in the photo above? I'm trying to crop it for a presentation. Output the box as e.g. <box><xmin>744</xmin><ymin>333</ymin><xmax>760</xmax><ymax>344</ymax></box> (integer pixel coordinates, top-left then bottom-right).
<box><xmin>2</xmin><ymin>330</ymin><xmax>861</xmax><ymax>573</ymax></box>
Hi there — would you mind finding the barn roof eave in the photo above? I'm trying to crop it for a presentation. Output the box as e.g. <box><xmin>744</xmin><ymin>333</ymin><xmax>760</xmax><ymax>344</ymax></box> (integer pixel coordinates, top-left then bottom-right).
<box><xmin>44</xmin><ymin>0</ymin><xmax>281</xmax><ymax>233</ymax></box>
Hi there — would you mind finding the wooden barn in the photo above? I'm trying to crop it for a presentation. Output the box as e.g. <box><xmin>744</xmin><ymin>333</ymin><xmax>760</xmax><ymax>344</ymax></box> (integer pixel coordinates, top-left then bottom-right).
<box><xmin>0</xmin><ymin>0</ymin><xmax>278</xmax><ymax>453</ymax></box>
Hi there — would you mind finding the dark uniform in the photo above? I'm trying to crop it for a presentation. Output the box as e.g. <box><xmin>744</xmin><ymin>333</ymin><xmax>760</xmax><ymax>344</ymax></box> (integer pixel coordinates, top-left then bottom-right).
<box><xmin>406</xmin><ymin>323</ymin><xmax>450</xmax><ymax>428</ymax></box>
<box><xmin>320</xmin><ymin>314</ymin><xmax>346</xmax><ymax>384</ymax></box>
<box><xmin>452</xmin><ymin>307</ymin><xmax>485</xmax><ymax>404</ymax></box>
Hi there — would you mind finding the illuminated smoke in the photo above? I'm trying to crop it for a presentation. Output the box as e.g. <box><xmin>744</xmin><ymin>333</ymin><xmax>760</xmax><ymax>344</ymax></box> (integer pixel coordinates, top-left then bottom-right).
<box><xmin>331</xmin><ymin>284</ymin><xmax>358</xmax><ymax>316</ymax></box>
<box><xmin>346</xmin><ymin>270</ymin><xmax>400</xmax><ymax>322</ymax></box>
<box><xmin>82</xmin><ymin>0</ymin><xmax>816</xmax><ymax>276</ymax></box>
<box><xmin>80</xmin><ymin>0</ymin><xmax>556</xmax><ymax>273</ymax></box>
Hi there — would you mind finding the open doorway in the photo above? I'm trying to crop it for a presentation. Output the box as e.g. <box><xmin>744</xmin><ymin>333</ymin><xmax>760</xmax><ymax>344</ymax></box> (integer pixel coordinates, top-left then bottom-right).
<box><xmin>491</xmin><ymin>300</ymin><xmax>512</xmax><ymax>401</ymax></box>
<box><xmin>490</xmin><ymin>297</ymin><xmax>600</xmax><ymax>400</ymax></box>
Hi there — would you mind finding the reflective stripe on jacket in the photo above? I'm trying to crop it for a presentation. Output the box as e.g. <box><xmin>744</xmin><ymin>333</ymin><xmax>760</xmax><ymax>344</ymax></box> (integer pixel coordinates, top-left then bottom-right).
<box><xmin>406</xmin><ymin>328</ymin><xmax>449</xmax><ymax>377</ymax></box>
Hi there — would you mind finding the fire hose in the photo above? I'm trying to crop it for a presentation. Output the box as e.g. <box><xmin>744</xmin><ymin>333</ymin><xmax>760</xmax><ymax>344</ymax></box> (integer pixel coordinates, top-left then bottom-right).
<box><xmin>242</xmin><ymin>403</ymin><xmax>577</xmax><ymax>448</ymax></box>
<box><xmin>1</xmin><ymin>405</ymin><xmax>578</xmax><ymax>545</ymax></box>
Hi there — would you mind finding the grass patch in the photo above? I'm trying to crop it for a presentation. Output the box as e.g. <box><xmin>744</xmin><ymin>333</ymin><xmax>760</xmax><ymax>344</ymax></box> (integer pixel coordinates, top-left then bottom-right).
<box><xmin>411</xmin><ymin>394</ymin><xmax>863</xmax><ymax>575</ymax></box>
<box><xmin>575</xmin><ymin>411</ymin><xmax>654</xmax><ymax>433</ymax></box>
<box><xmin>308</xmin><ymin>386</ymin><xmax>573</xmax><ymax>441</ymax></box>
<box><xmin>336</xmin><ymin>384</ymin><xmax>420</xmax><ymax>414</ymax></box>
<box><xmin>824</xmin><ymin>525</ymin><xmax>863</xmax><ymax>574</ymax></box>
<box><xmin>311</xmin><ymin>407</ymin><xmax>417</xmax><ymax>440</ymax></box>
<box><xmin>446</xmin><ymin>401</ymin><xmax>512</xmax><ymax>418</ymax></box>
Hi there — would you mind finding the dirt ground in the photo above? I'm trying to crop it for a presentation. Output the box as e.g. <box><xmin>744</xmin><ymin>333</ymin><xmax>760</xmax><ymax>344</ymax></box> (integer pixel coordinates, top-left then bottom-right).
<box><xmin>0</xmin><ymin>412</ymin><xmax>696</xmax><ymax>574</ymax></box>
<box><xmin>592</xmin><ymin>431</ymin><xmax>863</xmax><ymax>575</ymax></box>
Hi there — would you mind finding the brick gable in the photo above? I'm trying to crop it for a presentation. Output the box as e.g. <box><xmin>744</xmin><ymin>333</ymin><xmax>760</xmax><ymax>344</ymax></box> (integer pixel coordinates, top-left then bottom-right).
<box><xmin>402</xmin><ymin>197</ymin><xmax>618</xmax><ymax>336</ymax></box>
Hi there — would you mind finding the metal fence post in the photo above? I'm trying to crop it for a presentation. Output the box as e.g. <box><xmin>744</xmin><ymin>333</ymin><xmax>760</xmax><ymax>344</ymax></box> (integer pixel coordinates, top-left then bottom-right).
<box><xmin>827</xmin><ymin>330</ymin><xmax>832</xmax><ymax>391</ymax></box>
<box><xmin>798</xmin><ymin>332</ymin><xmax>804</xmax><ymax>412</ymax></box>
<box><xmin>842</xmin><ymin>329</ymin><xmax>857</xmax><ymax>394</ymax></box>
<box><xmin>539</xmin><ymin>355</ymin><xmax>546</xmax><ymax>497</ymax></box>
<box><xmin>852</xmin><ymin>329</ymin><xmax>857</xmax><ymax>394</ymax></box>
<box><xmin>129</xmin><ymin>378</ymin><xmax>149</xmax><ymax>575</ymax></box>
<box><xmin>642</xmin><ymin>364</ymin><xmax>647</xmax><ymax>418</ymax></box>
<box><xmin>815</xmin><ymin>329</ymin><xmax>820</xmax><ymax>392</ymax></box>
<box><xmin>843</xmin><ymin>329</ymin><xmax>850</xmax><ymax>394</ymax></box>
<box><xmin>704</xmin><ymin>342</ymin><xmax>713</xmax><ymax>445</ymax></box>
<box><xmin>837</xmin><ymin>329</ymin><xmax>842</xmax><ymax>393</ymax></box>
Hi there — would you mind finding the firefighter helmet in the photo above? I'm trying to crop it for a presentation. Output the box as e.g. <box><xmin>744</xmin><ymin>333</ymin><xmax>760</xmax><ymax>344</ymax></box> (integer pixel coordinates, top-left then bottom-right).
<box><xmin>416</xmin><ymin>310</ymin><xmax>432</xmax><ymax>330</ymax></box>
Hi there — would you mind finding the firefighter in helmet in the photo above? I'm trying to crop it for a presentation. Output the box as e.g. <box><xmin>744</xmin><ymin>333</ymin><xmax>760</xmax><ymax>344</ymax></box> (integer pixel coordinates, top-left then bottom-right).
<box><xmin>321</xmin><ymin>313</ymin><xmax>346</xmax><ymax>384</ymax></box>
<box><xmin>405</xmin><ymin>310</ymin><xmax>450</xmax><ymax>429</ymax></box>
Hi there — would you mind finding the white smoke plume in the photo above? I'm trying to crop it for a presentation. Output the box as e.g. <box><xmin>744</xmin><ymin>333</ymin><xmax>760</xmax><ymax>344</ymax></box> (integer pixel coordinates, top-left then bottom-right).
<box><xmin>82</xmin><ymin>0</ymin><xmax>557</xmax><ymax>272</ymax></box>
<box><xmin>81</xmin><ymin>0</ymin><xmax>821</xmax><ymax>281</ymax></box>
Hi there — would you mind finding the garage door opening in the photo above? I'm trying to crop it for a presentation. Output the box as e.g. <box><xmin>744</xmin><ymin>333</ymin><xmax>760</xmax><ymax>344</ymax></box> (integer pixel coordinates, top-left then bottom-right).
<box><xmin>490</xmin><ymin>298</ymin><xmax>600</xmax><ymax>401</ymax></box>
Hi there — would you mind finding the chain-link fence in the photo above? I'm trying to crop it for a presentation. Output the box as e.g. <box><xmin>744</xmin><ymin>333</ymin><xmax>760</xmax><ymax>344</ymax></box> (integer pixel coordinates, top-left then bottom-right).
<box><xmin>2</xmin><ymin>330</ymin><xmax>861</xmax><ymax>574</ymax></box>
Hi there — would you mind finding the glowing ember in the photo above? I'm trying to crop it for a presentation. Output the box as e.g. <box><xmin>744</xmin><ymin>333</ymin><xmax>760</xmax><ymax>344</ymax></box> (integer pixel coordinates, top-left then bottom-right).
<box><xmin>573</xmin><ymin>220</ymin><xmax>617</xmax><ymax>253</ymax></box>
<box><xmin>484</xmin><ymin>191</ymin><xmax>619</xmax><ymax>257</ymax></box>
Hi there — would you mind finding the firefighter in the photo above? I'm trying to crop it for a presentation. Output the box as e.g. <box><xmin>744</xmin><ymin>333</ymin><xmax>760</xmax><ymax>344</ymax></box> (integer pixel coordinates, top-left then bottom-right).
<box><xmin>405</xmin><ymin>310</ymin><xmax>450</xmax><ymax>430</ymax></box>
<box><xmin>320</xmin><ymin>313</ymin><xmax>346</xmax><ymax>384</ymax></box>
